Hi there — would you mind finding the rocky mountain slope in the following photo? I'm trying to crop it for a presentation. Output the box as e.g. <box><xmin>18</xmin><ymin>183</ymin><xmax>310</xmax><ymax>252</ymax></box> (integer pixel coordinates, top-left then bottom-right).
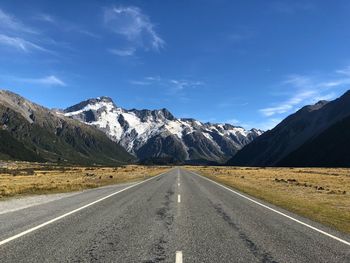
<box><xmin>0</xmin><ymin>90</ymin><xmax>133</xmax><ymax>165</ymax></box>
<box><xmin>277</xmin><ymin>114</ymin><xmax>350</xmax><ymax>167</ymax></box>
<box><xmin>227</xmin><ymin>90</ymin><xmax>350</xmax><ymax>167</ymax></box>
<box><xmin>64</xmin><ymin>97</ymin><xmax>263</xmax><ymax>164</ymax></box>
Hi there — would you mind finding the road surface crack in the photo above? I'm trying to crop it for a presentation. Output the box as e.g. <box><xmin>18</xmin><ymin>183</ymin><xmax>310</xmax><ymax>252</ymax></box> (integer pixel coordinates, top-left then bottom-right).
<box><xmin>144</xmin><ymin>188</ymin><xmax>175</xmax><ymax>262</ymax></box>
<box><xmin>156</xmin><ymin>189</ymin><xmax>174</xmax><ymax>229</ymax></box>
<box><xmin>213</xmin><ymin>203</ymin><xmax>279</xmax><ymax>263</ymax></box>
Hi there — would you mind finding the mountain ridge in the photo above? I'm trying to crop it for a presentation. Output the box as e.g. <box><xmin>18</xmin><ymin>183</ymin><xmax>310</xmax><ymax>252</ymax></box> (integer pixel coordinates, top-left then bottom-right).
<box><xmin>0</xmin><ymin>90</ymin><xmax>133</xmax><ymax>165</ymax></box>
<box><xmin>63</xmin><ymin>96</ymin><xmax>263</xmax><ymax>164</ymax></box>
<box><xmin>227</xmin><ymin>89</ymin><xmax>350</xmax><ymax>167</ymax></box>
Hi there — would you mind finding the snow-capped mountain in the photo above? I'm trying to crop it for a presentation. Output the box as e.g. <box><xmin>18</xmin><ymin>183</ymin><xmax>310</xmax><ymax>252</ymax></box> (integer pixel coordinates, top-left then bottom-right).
<box><xmin>63</xmin><ymin>96</ymin><xmax>263</xmax><ymax>163</ymax></box>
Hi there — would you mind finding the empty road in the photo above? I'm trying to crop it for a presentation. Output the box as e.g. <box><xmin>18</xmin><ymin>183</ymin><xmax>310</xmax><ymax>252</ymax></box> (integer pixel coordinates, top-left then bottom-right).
<box><xmin>0</xmin><ymin>168</ymin><xmax>349</xmax><ymax>262</ymax></box>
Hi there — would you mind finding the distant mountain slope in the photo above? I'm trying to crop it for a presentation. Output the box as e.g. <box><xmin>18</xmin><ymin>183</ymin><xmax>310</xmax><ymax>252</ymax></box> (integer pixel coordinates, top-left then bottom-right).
<box><xmin>227</xmin><ymin>90</ymin><xmax>350</xmax><ymax>167</ymax></box>
<box><xmin>277</xmin><ymin>115</ymin><xmax>350</xmax><ymax>167</ymax></box>
<box><xmin>64</xmin><ymin>97</ymin><xmax>263</xmax><ymax>164</ymax></box>
<box><xmin>0</xmin><ymin>90</ymin><xmax>133</xmax><ymax>165</ymax></box>
<box><xmin>0</xmin><ymin>129</ymin><xmax>44</xmax><ymax>162</ymax></box>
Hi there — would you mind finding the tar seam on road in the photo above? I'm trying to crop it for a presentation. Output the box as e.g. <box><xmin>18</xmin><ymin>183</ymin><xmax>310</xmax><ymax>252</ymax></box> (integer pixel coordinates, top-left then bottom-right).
<box><xmin>189</xmin><ymin>170</ymin><xmax>350</xmax><ymax>247</ymax></box>
<box><xmin>0</xmin><ymin>171</ymin><xmax>169</xmax><ymax>247</ymax></box>
<box><xmin>175</xmin><ymin>251</ymin><xmax>183</xmax><ymax>263</ymax></box>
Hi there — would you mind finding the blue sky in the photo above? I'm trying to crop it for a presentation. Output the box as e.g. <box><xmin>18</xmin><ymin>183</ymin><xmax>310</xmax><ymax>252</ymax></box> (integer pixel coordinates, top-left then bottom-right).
<box><xmin>1</xmin><ymin>0</ymin><xmax>350</xmax><ymax>130</ymax></box>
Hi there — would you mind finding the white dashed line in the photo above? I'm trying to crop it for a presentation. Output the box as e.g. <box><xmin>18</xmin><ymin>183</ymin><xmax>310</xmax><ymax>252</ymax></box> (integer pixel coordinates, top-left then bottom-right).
<box><xmin>175</xmin><ymin>251</ymin><xmax>183</xmax><ymax>263</ymax></box>
<box><xmin>178</xmin><ymin>194</ymin><xmax>181</xmax><ymax>203</ymax></box>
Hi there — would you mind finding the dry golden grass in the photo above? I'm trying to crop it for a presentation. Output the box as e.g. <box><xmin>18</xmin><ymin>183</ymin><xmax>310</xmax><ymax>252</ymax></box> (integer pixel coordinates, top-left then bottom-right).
<box><xmin>188</xmin><ymin>166</ymin><xmax>350</xmax><ymax>234</ymax></box>
<box><xmin>0</xmin><ymin>162</ymin><xmax>170</xmax><ymax>199</ymax></box>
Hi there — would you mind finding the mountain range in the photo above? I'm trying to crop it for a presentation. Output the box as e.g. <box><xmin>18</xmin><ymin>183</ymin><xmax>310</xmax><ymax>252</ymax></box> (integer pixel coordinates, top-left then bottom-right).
<box><xmin>63</xmin><ymin>96</ymin><xmax>262</xmax><ymax>164</ymax></box>
<box><xmin>2</xmin><ymin>89</ymin><xmax>350</xmax><ymax>167</ymax></box>
<box><xmin>228</xmin><ymin>90</ymin><xmax>350</xmax><ymax>167</ymax></box>
<box><xmin>0</xmin><ymin>90</ymin><xmax>132</xmax><ymax>165</ymax></box>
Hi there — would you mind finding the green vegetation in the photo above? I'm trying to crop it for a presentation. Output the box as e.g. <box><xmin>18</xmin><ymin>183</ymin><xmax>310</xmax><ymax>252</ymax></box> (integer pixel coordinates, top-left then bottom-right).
<box><xmin>0</xmin><ymin>104</ymin><xmax>133</xmax><ymax>165</ymax></box>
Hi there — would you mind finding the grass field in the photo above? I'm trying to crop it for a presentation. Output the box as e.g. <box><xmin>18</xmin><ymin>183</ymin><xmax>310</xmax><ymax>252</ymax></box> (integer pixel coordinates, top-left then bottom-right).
<box><xmin>0</xmin><ymin>162</ymin><xmax>170</xmax><ymax>199</ymax></box>
<box><xmin>188</xmin><ymin>166</ymin><xmax>350</xmax><ymax>234</ymax></box>
<box><xmin>2</xmin><ymin>162</ymin><xmax>349</xmax><ymax>234</ymax></box>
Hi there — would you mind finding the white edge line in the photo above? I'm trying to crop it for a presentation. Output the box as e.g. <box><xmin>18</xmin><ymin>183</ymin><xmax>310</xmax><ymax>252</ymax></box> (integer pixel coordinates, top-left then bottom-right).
<box><xmin>189</xmin><ymin>170</ymin><xmax>350</xmax><ymax>247</ymax></box>
<box><xmin>0</xmin><ymin>171</ymin><xmax>169</xmax><ymax>247</ymax></box>
<box><xmin>175</xmin><ymin>251</ymin><xmax>183</xmax><ymax>263</ymax></box>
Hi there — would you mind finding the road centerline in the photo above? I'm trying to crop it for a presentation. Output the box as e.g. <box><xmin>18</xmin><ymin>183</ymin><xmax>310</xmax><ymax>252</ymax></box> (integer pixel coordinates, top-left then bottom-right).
<box><xmin>175</xmin><ymin>251</ymin><xmax>183</xmax><ymax>263</ymax></box>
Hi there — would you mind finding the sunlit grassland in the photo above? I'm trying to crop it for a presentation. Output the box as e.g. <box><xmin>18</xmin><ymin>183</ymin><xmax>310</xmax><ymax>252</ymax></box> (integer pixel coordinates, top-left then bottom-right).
<box><xmin>0</xmin><ymin>162</ymin><xmax>170</xmax><ymax>199</ymax></box>
<box><xmin>188</xmin><ymin>166</ymin><xmax>350</xmax><ymax>234</ymax></box>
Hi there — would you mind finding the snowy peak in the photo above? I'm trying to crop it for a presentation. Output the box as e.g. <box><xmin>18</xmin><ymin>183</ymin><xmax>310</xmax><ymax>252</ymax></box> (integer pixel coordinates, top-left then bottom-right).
<box><xmin>64</xmin><ymin>96</ymin><xmax>117</xmax><ymax>114</ymax></box>
<box><xmin>64</xmin><ymin>96</ymin><xmax>263</xmax><ymax>163</ymax></box>
<box><xmin>130</xmin><ymin>108</ymin><xmax>175</xmax><ymax>122</ymax></box>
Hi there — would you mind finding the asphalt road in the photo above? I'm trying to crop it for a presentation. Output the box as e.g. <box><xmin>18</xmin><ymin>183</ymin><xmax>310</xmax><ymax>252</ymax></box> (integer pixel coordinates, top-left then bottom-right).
<box><xmin>0</xmin><ymin>168</ymin><xmax>349</xmax><ymax>262</ymax></box>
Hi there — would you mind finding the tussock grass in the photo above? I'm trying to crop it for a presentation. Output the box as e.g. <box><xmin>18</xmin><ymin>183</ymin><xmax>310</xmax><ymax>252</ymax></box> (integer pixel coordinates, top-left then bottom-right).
<box><xmin>0</xmin><ymin>162</ymin><xmax>170</xmax><ymax>199</ymax></box>
<box><xmin>188</xmin><ymin>166</ymin><xmax>350</xmax><ymax>234</ymax></box>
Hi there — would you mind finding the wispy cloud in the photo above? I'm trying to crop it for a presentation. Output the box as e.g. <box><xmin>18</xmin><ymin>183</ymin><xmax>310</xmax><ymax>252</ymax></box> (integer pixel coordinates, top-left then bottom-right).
<box><xmin>336</xmin><ymin>66</ymin><xmax>350</xmax><ymax>77</ymax></box>
<box><xmin>232</xmin><ymin>118</ymin><xmax>282</xmax><ymax>131</ymax></box>
<box><xmin>109</xmin><ymin>47</ymin><xmax>136</xmax><ymax>56</ymax></box>
<box><xmin>260</xmin><ymin>89</ymin><xmax>316</xmax><ymax>116</ymax></box>
<box><xmin>35</xmin><ymin>13</ymin><xmax>56</xmax><ymax>24</ymax></box>
<box><xmin>169</xmin><ymin>79</ymin><xmax>203</xmax><ymax>92</ymax></box>
<box><xmin>129</xmin><ymin>80</ymin><xmax>150</xmax><ymax>85</ymax></box>
<box><xmin>269</xmin><ymin>2</ymin><xmax>315</xmax><ymax>14</ymax></box>
<box><xmin>0</xmin><ymin>8</ymin><xmax>37</xmax><ymax>34</ymax></box>
<box><xmin>226</xmin><ymin>119</ymin><xmax>241</xmax><ymax>125</ymax></box>
<box><xmin>104</xmin><ymin>6</ymin><xmax>165</xmax><ymax>53</ymax></box>
<box><xmin>0</xmin><ymin>34</ymin><xmax>48</xmax><ymax>52</ymax></box>
<box><xmin>129</xmin><ymin>76</ymin><xmax>203</xmax><ymax>97</ymax></box>
<box><xmin>14</xmin><ymin>75</ymin><xmax>66</xmax><ymax>87</ymax></box>
<box><xmin>0</xmin><ymin>9</ymin><xmax>55</xmax><ymax>54</ymax></box>
<box><xmin>257</xmin><ymin>118</ymin><xmax>282</xmax><ymax>130</ymax></box>
<box><xmin>35</xmin><ymin>13</ymin><xmax>100</xmax><ymax>39</ymax></box>
<box><xmin>259</xmin><ymin>67</ymin><xmax>350</xmax><ymax>117</ymax></box>
<box><xmin>228</xmin><ymin>27</ymin><xmax>256</xmax><ymax>43</ymax></box>
<box><xmin>130</xmin><ymin>76</ymin><xmax>203</xmax><ymax>93</ymax></box>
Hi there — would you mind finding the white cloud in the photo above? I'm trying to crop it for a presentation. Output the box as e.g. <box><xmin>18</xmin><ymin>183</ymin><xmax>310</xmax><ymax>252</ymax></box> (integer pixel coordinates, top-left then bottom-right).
<box><xmin>260</xmin><ymin>89</ymin><xmax>317</xmax><ymax>116</ymax></box>
<box><xmin>129</xmin><ymin>80</ymin><xmax>150</xmax><ymax>85</ymax></box>
<box><xmin>228</xmin><ymin>27</ymin><xmax>256</xmax><ymax>43</ymax></box>
<box><xmin>169</xmin><ymin>79</ymin><xmax>203</xmax><ymax>91</ymax></box>
<box><xmin>109</xmin><ymin>47</ymin><xmax>136</xmax><ymax>56</ymax></box>
<box><xmin>336</xmin><ymin>66</ymin><xmax>350</xmax><ymax>77</ymax></box>
<box><xmin>258</xmin><ymin>118</ymin><xmax>282</xmax><ymax>130</ymax></box>
<box><xmin>77</xmin><ymin>29</ymin><xmax>100</xmax><ymax>38</ymax></box>
<box><xmin>104</xmin><ymin>6</ymin><xmax>165</xmax><ymax>52</ymax></box>
<box><xmin>145</xmin><ymin>76</ymin><xmax>161</xmax><ymax>81</ymax></box>
<box><xmin>0</xmin><ymin>34</ymin><xmax>48</xmax><ymax>52</ymax></box>
<box><xmin>0</xmin><ymin>9</ymin><xmax>55</xmax><ymax>54</ymax></box>
<box><xmin>0</xmin><ymin>8</ymin><xmax>37</xmax><ymax>34</ymax></box>
<box><xmin>129</xmin><ymin>76</ymin><xmax>203</xmax><ymax>96</ymax></box>
<box><xmin>238</xmin><ymin>118</ymin><xmax>282</xmax><ymax>131</ymax></box>
<box><xmin>16</xmin><ymin>75</ymin><xmax>66</xmax><ymax>86</ymax></box>
<box><xmin>260</xmin><ymin>68</ymin><xmax>350</xmax><ymax>117</ymax></box>
<box><xmin>35</xmin><ymin>13</ymin><xmax>100</xmax><ymax>39</ymax></box>
<box><xmin>226</xmin><ymin>119</ymin><xmax>241</xmax><ymax>125</ymax></box>
<box><xmin>35</xmin><ymin>13</ymin><xmax>56</xmax><ymax>24</ymax></box>
<box><xmin>269</xmin><ymin>2</ymin><xmax>314</xmax><ymax>14</ymax></box>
